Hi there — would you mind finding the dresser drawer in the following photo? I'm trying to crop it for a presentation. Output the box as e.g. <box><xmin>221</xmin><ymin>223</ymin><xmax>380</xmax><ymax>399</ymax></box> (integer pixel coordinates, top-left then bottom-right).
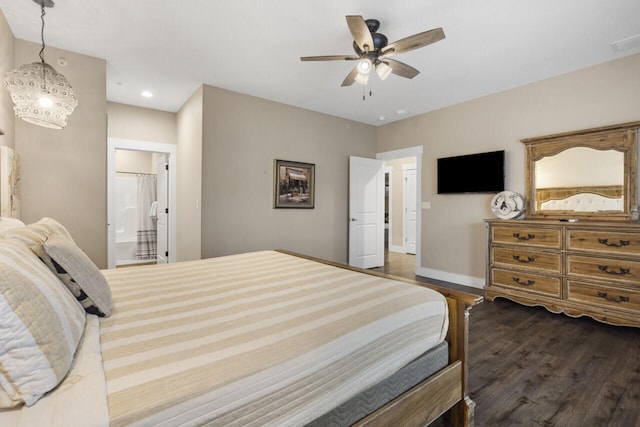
<box><xmin>567</xmin><ymin>255</ymin><xmax>640</xmax><ymax>284</ymax></box>
<box><xmin>491</xmin><ymin>247</ymin><xmax>561</xmax><ymax>273</ymax></box>
<box><xmin>568</xmin><ymin>230</ymin><xmax>640</xmax><ymax>256</ymax></box>
<box><xmin>567</xmin><ymin>280</ymin><xmax>640</xmax><ymax>314</ymax></box>
<box><xmin>492</xmin><ymin>225</ymin><xmax>561</xmax><ymax>249</ymax></box>
<box><xmin>491</xmin><ymin>268</ymin><xmax>561</xmax><ymax>297</ymax></box>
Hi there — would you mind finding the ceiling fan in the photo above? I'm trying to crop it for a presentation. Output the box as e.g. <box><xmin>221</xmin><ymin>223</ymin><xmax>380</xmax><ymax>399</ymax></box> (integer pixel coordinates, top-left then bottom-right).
<box><xmin>300</xmin><ymin>15</ymin><xmax>445</xmax><ymax>87</ymax></box>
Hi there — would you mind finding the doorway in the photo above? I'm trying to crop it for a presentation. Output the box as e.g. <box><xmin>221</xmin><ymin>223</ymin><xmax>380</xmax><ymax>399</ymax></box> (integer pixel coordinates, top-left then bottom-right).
<box><xmin>377</xmin><ymin>146</ymin><xmax>423</xmax><ymax>277</ymax></box>
<box><xmin>107</xmin><ymin>138</ymin><xmax>177</xmax><ymax>269</ymax></box>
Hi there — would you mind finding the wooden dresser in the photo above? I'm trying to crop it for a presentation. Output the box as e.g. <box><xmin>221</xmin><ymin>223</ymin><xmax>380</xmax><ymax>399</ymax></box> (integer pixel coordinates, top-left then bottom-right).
<box><xmin>486</xmin><ymin>219</ymin><xmax>640</xmax><ymax>327</ymax></box>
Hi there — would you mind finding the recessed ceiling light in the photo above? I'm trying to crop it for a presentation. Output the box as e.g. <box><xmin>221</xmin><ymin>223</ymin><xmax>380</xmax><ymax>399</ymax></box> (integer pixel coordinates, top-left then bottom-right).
<box><xmin>396</xmin><ymin>109</ymin><xmax>408</xmax><ymax>116</ymax></box>
<box><xmin>141</xmin><ymin>90</ymin><xmax>153</xmax><ymax>98</ymax></box>
<box><xmin>378</xmin><ymin>115</ymin><xmax>386</xmax><ymax>121</ymax></box>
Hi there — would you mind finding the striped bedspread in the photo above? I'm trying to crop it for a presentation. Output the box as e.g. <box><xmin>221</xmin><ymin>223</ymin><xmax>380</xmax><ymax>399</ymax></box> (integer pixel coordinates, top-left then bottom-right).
<box><xmin>100</xmin><ymin>250</ymin><xmax>448</xmax><ymax>426</ymax></box>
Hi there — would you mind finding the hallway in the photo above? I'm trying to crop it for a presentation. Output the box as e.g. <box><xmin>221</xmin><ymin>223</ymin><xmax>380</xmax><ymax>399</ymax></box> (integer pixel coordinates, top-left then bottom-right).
<box><xmin>372</xmin><ymin>251</ymin><xmax>483</xmax><ymax>296</ymax></box>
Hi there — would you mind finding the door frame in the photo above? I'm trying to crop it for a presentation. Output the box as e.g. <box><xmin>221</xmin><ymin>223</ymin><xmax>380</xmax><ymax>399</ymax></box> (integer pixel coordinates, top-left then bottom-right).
<box><xmin>107</xmin><ymin>138</ymin><xmax>177</xmax><ymax>268</ymax></box>
<box><xmin>376</xmin><ymin>146</ymin><xmax>423</xmax><ymax>273</ymax></box>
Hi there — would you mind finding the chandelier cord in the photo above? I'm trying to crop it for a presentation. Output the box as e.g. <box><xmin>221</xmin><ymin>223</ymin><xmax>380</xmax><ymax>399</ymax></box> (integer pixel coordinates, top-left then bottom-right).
<box><xmin>38</xmin><ymin>2</ymin><xmax>48</xmax><ymax>90</ymax></box>
<box><xmin>38</xmin><ymin>2</ymin><xmax>46</xmax><ymax>65</ymax></box>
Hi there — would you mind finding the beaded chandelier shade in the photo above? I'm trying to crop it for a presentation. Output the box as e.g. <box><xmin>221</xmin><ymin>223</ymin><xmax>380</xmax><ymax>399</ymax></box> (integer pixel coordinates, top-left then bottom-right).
<box><xmin>3</xmin><ymin>0</ymin><xmax>77</xmax><ymax>130</ymax></box>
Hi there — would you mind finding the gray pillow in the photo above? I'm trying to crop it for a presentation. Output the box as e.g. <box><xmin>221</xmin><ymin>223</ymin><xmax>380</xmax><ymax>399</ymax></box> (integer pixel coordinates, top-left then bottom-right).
<box><xmin>39</xmin><ymin>232</ymin><xmax>113</xmax><ymax>317</ymax></box>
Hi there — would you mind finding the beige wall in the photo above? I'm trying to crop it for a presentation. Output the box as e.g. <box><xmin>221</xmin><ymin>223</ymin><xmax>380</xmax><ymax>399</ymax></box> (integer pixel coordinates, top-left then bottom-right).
<box><xmin>377</xmin><ymin>53</ymin><xmax>640</xmax><ymax>286</ymax></box>
<box><xmin>107</xmin><ymin>102</ymin><xmax>177</xmax><ymax>145</ymax></box>
<box><xmin>115</xmin><ymin>150</ymin><xmax>156</xmax><ymax>174</ymax></box>
<box><xmin>176</xmin><ymin>86</ymin><xmax>203</xmax><ymax>261</ymax></box>
<box><xmin>14</xmin><ymin>39</ymin><xmax>108</xmax><ymax>267</ymax></box>
<box><xmin>0</xmin><ymin>9</ymin><xmax>14</xmax><ymax>148</ymax></box>
<box><xmin>201</xmin><ymin>84</ymin><xmax>376</xmax><ymax>264</ymax></box>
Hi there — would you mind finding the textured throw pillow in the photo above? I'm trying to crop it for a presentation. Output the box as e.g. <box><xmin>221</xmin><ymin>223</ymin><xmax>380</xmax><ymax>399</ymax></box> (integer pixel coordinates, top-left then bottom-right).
<box><xmin>0</xmin><ymin>217</ymin><xmax>73</xmax><ymax>247</ymax></box>
<box><xmin>36</xmin><ymin>217</ymin><xmax>74</xmax><ymax>240</ymax></box>
<box><xmin>0</xmin><ymin>239</ymin><xmax>86</xmax><ymax>408</ymax></box>
<box><xmin>40</xmin><ymin>232</ymin><xmax>112</xmax><ymax>317</ymax></box>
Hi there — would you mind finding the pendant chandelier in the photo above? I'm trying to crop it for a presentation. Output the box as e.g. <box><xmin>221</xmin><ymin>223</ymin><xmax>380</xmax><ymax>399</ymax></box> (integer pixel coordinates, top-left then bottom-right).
<box><xmin>3</xmin><ymin>0</ymin><xmax>77</xmax><ymax>130</ymax></box>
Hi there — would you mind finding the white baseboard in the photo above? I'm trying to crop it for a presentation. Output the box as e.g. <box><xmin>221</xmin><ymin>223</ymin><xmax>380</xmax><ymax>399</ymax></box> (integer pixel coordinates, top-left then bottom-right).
<box><xmin>416</xmin><ymin>266</ymin><xmax>486</xmax><ymax>290</ymax></box>
<box><xmin>388</xmin><ymin>245</ymin><xmax>405</xmax><ymax>253</ymax></box>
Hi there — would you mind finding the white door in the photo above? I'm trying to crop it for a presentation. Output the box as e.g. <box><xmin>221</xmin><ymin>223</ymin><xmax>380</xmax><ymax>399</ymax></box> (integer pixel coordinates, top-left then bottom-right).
<box><xmin>156</xmin><ymin>155</ymin><xmax>169</xmax><ymax>264</ymax></box>
<box><xmin>403</xmin><ymin>167</ymin><xmax>417</xmax><ymax>254</ymax></box>
<box><xmin>349</xmin><ymin>156</ymin><xmax>385</xmax><ymax>269</ymax></box>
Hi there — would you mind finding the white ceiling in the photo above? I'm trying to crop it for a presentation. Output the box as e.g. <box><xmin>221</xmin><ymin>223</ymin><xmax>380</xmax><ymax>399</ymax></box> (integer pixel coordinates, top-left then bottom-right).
<box><xmin>1</xmin><ymin>0</ymin><xmax>639</xmax><ymax>126</ymax></box>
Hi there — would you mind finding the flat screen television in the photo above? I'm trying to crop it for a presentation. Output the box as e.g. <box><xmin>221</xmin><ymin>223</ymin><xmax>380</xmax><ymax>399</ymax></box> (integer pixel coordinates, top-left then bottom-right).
<box><xmin>437</xmin><ymin>150</ymin><xmax>505</xmax><ymax>194</ymax></box>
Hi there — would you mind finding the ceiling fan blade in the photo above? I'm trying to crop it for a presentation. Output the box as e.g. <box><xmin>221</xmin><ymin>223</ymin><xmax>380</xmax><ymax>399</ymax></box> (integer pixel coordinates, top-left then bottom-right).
<box><xmin>346</xmin><ymin>15</ymin><xmax>374</xmax><ymax>53</ymax></box>
<box><xmin>341</xmin><ymin>66</ymin><xmax>359</xmax><ymax>87</ymax></box>
<box><xmin>300</xmin><ymin>55</ymin><xmax>360</xmax><ymax>62</ymax></box>
<box><xmin>384</xmin><ymin>59</ymin><xmax>420</xmax><ymax>79</ymax></box>
<box><xmin>381</xmin><ymin>27</ymin><xmax>445</xmax><ymax>56</ymax></box>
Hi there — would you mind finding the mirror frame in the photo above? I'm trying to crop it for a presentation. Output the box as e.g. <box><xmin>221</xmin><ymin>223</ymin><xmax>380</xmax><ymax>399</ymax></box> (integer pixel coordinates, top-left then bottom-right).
<box><xmin>522</xmin><ymin>121</ymin><xmax>639</xmax><ymax>221</ymax></box>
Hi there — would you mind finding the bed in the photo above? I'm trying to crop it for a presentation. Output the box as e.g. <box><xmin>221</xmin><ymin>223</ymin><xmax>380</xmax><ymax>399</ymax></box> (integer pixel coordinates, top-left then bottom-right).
<box><xmin>0</xmin><ymin>218</ymin><xmax>482</xmax><ymax>426</ymax></box>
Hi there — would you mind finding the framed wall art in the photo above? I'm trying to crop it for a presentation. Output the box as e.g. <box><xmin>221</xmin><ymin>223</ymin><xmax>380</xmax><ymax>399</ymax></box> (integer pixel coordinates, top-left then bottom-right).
<box><xmin>274</xmin><ymin>159</ymin><xmax>315</xmax><ymax>208</ymax></box>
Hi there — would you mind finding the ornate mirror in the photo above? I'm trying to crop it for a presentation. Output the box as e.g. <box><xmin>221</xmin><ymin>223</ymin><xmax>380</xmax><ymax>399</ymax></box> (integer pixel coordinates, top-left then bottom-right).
<box><xmin>523</xmin><ymin>121</ymin><xmax>639</xmax><ymax>221</ymax></box>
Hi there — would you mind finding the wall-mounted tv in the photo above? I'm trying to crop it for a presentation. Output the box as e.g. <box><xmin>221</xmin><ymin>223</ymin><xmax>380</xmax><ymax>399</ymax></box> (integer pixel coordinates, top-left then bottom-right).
<box><xmin>437</xmin><ymin>150</ymin><xmax>505</xmax><ymax>194</ymax></box>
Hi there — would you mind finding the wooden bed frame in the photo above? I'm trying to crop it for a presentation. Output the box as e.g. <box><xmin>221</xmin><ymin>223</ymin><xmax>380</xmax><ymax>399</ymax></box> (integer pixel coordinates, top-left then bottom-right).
<box><xmin>278</xmin><ymin>251</ymin><xmax>483</xmax><ymax>427</ymax></box>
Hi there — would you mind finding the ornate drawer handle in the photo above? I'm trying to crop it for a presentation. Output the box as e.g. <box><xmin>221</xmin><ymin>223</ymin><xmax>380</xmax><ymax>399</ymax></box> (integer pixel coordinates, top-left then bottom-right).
<box><xmin>598</xmin><ymin>265</ymin><xmax>631</xmax><ymax>276</ymax></box>
<box><xmin>513</xmin><ymin>233</ymin><xmax>535</xmax><ymax>241</ymax></box>
<box><xmin>513</xmin><ymin>255</ymin><xmax>535</xmax><ymax>263</ymax></box>
<box><xmin>512</xmin><ymin>277</ymin><xmax>535</xmax><ymax>286</ymax></box>
<box><xmin>598</xmin><ymin>238</ymin><xmax>630</xmax><ymax>248</ymax></box>
<box><xmin>597</xmin><ymin>291</ymin><xmax>630</xmax><ymax>303</ymax></box>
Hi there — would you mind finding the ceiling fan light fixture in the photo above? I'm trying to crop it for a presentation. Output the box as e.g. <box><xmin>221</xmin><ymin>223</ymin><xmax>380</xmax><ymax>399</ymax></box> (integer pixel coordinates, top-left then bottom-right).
<box><xmin>376</xmin><ymin>61</ymin><xmax>392</xmax><ymax>80</ymax></box>
<box><xmin>3</xmin><ymin>0</ymin><xmax>78</xmax><ymax>130</ymax></box>
<box><xmin>354</xmin><ymin>72</ymin><xmax>369</xmax><ymax>85</ymax></box>
<box><xmin>356</xmin><ymin>58</ymin><xmax>373</xmax><ymax>74</ymax></box>
<box><xmin>301</xmin><ymin>15</ymin><xmax>445</xmax><ymax>90</ymax></box>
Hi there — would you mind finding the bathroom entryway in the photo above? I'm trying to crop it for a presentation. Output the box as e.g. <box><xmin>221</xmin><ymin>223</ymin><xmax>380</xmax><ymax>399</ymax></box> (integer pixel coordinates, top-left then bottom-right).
<box><xmin>107</xmin><ymin>138</ymin><xmax>177</xmax><ymax>269</ymax></box>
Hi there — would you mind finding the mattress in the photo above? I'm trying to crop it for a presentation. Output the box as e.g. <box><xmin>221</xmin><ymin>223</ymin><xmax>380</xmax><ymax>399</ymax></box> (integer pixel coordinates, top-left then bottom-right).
<box><xmin>100</xmin><ymin>250</ymin><xmax>449</xmax><ymax>426</ymax></box>
<box><xmin>308</xmin><ymin>340</ymin><xmax>449</xmax><ymax>426</ymax></box>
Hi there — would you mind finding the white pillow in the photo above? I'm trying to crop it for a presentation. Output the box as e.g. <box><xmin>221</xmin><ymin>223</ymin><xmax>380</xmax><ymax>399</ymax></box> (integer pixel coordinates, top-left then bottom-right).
<box><xmin>0</xmin><ymin>239</ymin><xmax>86</xmax><ymax>408</ymax></box>
<box><xmin>0</xmin><ymin>217</ymin><xmax>25</xmax><ymax>234</ymax></box>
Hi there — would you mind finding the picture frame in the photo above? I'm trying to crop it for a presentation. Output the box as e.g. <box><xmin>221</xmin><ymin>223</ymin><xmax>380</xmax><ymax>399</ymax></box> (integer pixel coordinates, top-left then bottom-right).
<box><xmin>274</xmin><ymin>159</ymin><xmax>315</xmax><ymax>208</ymax></box>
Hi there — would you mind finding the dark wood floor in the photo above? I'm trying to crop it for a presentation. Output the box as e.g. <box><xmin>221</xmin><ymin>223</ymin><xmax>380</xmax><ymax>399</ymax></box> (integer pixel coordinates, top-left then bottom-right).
<box><xmin>377</xmin><ymin>252</ymin><xmax>640</xmax><ymax>426</ymax></box>
<box><xmin>467</xmin><ymin>298</ymin><xmax>640</xmax><ymax>427</ymax></box>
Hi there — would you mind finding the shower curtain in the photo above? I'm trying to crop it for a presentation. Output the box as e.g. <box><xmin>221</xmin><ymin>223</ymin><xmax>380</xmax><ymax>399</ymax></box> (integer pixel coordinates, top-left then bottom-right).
<box><xmin>136</xmin><ymin>174</ymin><xmax>157</xmax><ymax>260</ymax></box>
